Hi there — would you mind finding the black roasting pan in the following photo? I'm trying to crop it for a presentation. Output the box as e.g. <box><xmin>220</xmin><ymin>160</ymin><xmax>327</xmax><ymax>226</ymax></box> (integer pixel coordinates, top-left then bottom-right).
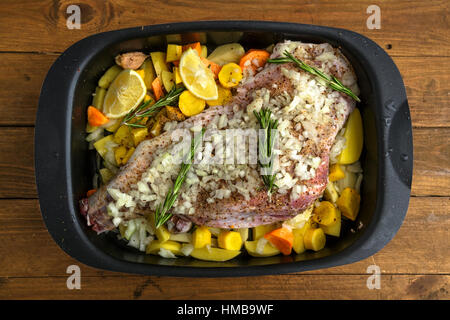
<box><xmin>35</xmin><ymin>21</ymin><xmax>413</xmax><ymax>276</ymax></box>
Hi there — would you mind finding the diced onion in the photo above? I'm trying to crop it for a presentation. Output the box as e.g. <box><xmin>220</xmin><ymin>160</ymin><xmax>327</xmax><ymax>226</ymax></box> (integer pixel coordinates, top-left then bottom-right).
<box><xmin>86</xmin><ymin>128</ymin><xmax>104</xmax><ymax>142</ymax></box>
<box><xmin>159</xmin><ymin>248</ymin><xmax>177</xmax><ymax>259</ymax></box>
<box><xmin>256</xmin><ymin>237</ymin><xmax>268</xmax><ymax>255</ymax></box>
<box><xmin>181</xmin><ymin>243</ymin><xmax>194</xmax><ymax>256</ymax></box>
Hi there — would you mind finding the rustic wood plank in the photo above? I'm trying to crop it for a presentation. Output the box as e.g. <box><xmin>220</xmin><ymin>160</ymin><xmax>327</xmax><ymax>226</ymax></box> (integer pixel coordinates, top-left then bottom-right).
<box><xmin>0</xmin><ymin>53</ymin><xmax>448</xmax><ymax>127</ymax></box>
<box><xmin>0</xmin><ymin>0</ymin><xmax>447</xmax><ymax>302</ymax></box>
<box><xmin>0</xmin><ymin>128</ymin><xmax>35</xmax><ymax>198</ymax></box>
<box><xmin>0</xmin><ymin>197</ymin><xmax>448</xmax><ymax>278</ymax></box>
<box><xmin>411</xmin><ymin>128</ymin><xmax>450</xmax><ymax>196</ymax></box>
<box><xmin>0</xmin><ymin>127</ymin><xmax>446</xmax><ymax>198</ymax></box>
<box><xmin>0</xmin><ymin>54</ymin><xmax>57</xmax><ymax>126</ymax></box>
<box><xmin>0</xmin><ymin>274</ymin><xmax>448</xmax><ymax>299</ymax></box>
<box><xmin>0</xmin><ymin>0</ymin><xmax>448</xmax><ymax>57</ymax></box>
<box><xmin>394</xmin><ymin>56</ymin><xmax>450</xmax><ymax>128</ymax></box>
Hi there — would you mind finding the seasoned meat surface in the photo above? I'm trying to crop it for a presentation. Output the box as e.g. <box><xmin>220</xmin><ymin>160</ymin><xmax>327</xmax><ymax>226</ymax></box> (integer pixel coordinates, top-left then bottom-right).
<box><xmin>82</xmin><ymin>41</ymin><xmax>358</xmax><ymax>233</ymax></box>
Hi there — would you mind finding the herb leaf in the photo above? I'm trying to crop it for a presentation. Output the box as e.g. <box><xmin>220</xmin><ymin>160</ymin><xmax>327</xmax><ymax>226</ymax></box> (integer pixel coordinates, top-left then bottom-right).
<box><xmin>154</xmin><ymin>127</ymin><xmax>205</xmax><ymax>229</ymax></box>
<box><xmin>254</xmin><ymin>108</ymin><xmax>278</xmax><ymax>196</ymax></box>
<box><xmin>267</xmin><ymin>50</ymin><xmax>360</xmax><ymax>102</ymax></box>
<box><xmin>123</xmin><ymin>86</ymin><xmax>185</xmax><ymax>127</ymax></box>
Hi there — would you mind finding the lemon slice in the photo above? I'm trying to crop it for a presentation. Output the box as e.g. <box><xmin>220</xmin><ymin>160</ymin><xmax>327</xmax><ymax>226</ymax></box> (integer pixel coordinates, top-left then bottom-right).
<box><xmin>103</xmin><ymin>69</ymin><xmax>147</xmax><ymax>118</ymax></box>
<box><xmin>179</xmin><ymin>48</ymin><xmax>218</xmax><ymax>100</ymax></box>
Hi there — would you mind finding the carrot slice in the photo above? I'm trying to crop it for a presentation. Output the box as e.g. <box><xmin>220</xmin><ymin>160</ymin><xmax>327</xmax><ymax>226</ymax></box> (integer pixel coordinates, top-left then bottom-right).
<box><xmin>200</xmin><ymin>57</ymin><xmax>221</xmax><ymax>78</ymax></box>
<box><xmin>87</xmin><ymin>106</ymin><xmax>109</xmax><ymax>127</ymax></box>
<box><xmin>182</xmin><ymin>42</ymin><xmax>202</xmax><ymax>56</ymax></box>
<box><xmin>264</xmin><ymin>227</ymin><xmax>294</xmax><ymax>255</ymax></box>
<box><xmin>86</xmin><ymin>189</ymin><xmax>97</xmax><ymax>197</ymax></box>
<box><xmin>239</xmin><ymin>49</ymin><xmax>270</xmax><ymax>71</ymax></box>
<box><xmin>174</xmin><ymin>42</ymin><xmax>202</xmax><ymax>66</ymax></box>
<box><xmin>152</xmin><ymin>77</ymin><xmax>164</xmax><ymax>101</ymax></box>
<box><xmin>181</xmin><ymin>33</ymin><xmax>202</xmax><ymax>44</ymax></box>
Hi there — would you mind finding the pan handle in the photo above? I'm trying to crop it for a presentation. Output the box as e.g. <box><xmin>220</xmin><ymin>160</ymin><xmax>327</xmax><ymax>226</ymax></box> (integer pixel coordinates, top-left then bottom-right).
<box><xmin>385</xmin><ymin>99</ymin><xmax>413</xmax><ymax>189</ymax></box>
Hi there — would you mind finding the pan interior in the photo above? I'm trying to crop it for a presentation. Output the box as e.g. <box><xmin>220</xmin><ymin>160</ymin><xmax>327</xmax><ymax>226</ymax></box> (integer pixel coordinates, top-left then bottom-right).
<box><xmin>71</xmin><ymin>30</ymin><xmax>377</xmax><ymax>268</ymax></box>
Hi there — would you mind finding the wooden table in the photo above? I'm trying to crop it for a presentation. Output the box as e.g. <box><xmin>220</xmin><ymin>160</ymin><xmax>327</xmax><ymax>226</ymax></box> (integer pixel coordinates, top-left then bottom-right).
<box><xmin>0</xmin><ymin>0</ymin><xmax>448</xmax><ymax>300</ymax></box>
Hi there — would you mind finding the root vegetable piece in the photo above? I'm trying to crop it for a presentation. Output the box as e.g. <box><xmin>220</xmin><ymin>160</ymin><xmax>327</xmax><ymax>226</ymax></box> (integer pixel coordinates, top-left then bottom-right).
<box><xmin>115</xmin><ymin>52</ymin><xmax>148</xmax><ymax>70</ymax></box>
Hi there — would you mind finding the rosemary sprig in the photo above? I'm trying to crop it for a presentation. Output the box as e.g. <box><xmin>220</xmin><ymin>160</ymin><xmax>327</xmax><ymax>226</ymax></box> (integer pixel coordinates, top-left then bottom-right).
<box><xmin>267</xmin><ymin>50</ymin><xmax>361</xmax><ymax>102</ymax></box>
<box><xmin>154</xmin><ymin>127</ymin><xmax>205</xmax><ymax>229</ymax></box>
<box><xmin>122</xmin><ymin>86</ymin><xmax>185</xmax><ymax>127</ymax></box>
<box><xmin>254</xmin><ymin>108</ymin><xmax>279</xmax><ymax>196</ymax></box>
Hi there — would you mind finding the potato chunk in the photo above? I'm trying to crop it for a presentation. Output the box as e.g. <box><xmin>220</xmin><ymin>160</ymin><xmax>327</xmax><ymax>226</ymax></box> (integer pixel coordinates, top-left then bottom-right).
<box><xmin>292</xmin><ymin>229</ymin><xmax>306</xmax><ymax>254</ymax></box>
<box><xmin>192</xmin><ymin>226</ymin><xmax>212</xmax><ymax>248</ymax></box>
<box><xmin>244</xmin><ymin>240</ymin><xmax>280</xmax><ymax>257</ymax></box>
<box><xmin>98</xmin><ymin>65</ymin><xmax>122</xmax><ymax>89</ymax></box>
<box><xmin>337</xmin><ymin>108</ymin><xmax>363</xmax><ymax>164</ymax></box>
<box><xmin>329</xmin><ymin>163</ymin><xmax>345</xmax><ymax>182</ymax></box>
<box><xmin>304</xmin><ymin>228</ymin><xmax>326</xmax><ymax>251</ymax></box>
<box><xmin>218</xmin><ymin>231</ymin><xmax>242</xmax><ymax>250</ymax></box>
<box><xmin>150</xmin><ymin>52</ymin><xmax>169</xmax><ymax>79</ymax></box>
<box><xmin>313</xmin><ymin>201</ymin><xmax>339</xmax><ymax>226</ymax></box>
<box><xmin>166</xmin><ymin>44</ymin><xmax>182</xmax><ymax>62</ymax></box>
<box><xmin>336</xmin><ymin>187</ymin><xmax>361</xmax><ymax>221</ymax></box>
<box><xmin>190</xmin><ymin>247</ymin><xmax>241</xmax><ymax>262</ymax></box>
<box><xmin>320</xmin><ymin>209</ymin><xmax>341</xmax><ymax>237</ymax></box>
<box><xmin>146</xmin><ymin>240</ymin><xmax>182</xmax><ymax>255</ymax></box>
<box><xmin>207</xmin><ymin>43</ymin><xmax>245</xmax><ymax>66</ymax></box>
<box><xmin>252</xmin><ymin>224</ymin><xmax>277</xmax><ymax>240</ymax></box>
<box><xmin>324</xmin><ymin>182</ymin><xmax>339</xmax><ymax>204</ymax></box>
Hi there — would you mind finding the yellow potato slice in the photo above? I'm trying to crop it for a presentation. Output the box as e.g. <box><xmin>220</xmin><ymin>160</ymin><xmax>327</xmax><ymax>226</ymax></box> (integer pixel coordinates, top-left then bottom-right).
<box><xmin>338</xmin><ymin>108</ymin><xmax>363</xmax><ymax>164</ymax></box>
<box><xmin>244</xmin><ymin>240</ymin><xmax>280</xmax><ymax>257</ymax></box>
<box><xmin>190</xmin><ymin>247</ymin><xmax>241</xmax><ymax>262</ymax></box>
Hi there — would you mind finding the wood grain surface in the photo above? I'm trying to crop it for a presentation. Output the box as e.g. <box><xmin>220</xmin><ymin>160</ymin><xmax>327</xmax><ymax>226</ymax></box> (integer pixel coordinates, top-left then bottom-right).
<box><xmin>0</xmin><ymin>0</ymin><xmax>448</xmax><ymax>300</ymax></box>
